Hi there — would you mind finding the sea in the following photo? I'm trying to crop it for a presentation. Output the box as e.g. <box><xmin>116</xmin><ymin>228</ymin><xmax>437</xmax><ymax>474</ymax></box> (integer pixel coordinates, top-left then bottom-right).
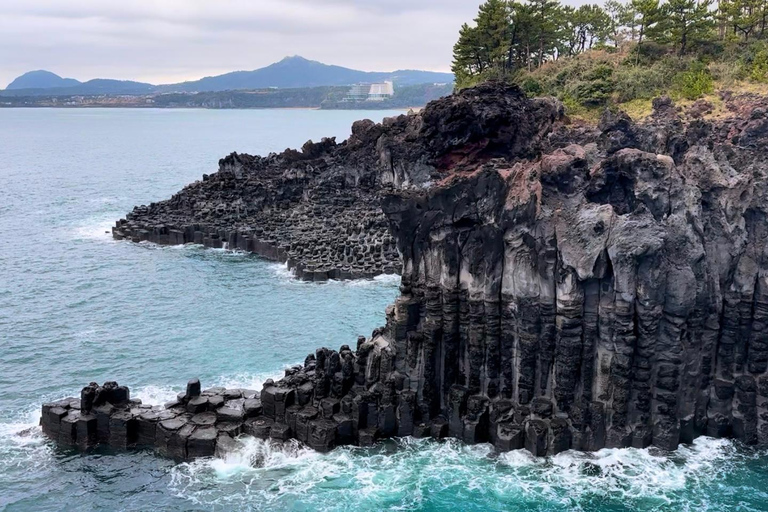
<box><xmin>1</xmin><ymin>107</ymin><xmax>767</xmax><ymax>512</ymax></box>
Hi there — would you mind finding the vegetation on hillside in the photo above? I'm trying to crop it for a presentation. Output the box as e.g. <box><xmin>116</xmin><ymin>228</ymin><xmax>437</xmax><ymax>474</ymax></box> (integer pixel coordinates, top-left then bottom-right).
<box><xmin>452</xmin><ymin>0</ymin><xmax>768</xmax><ymax>117</ymax></box>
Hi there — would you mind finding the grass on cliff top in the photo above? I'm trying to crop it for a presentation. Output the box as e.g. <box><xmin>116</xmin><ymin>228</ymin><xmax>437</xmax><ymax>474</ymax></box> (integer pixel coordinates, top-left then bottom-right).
<box><xmin>515</xmin><ymin>42</ymin><xmax>768</xmax><ymax>123</ymax></box>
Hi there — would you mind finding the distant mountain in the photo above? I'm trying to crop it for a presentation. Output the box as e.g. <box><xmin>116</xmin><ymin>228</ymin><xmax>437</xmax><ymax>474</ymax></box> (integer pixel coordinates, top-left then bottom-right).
<box><xmin>159</xmin><ymin>56</ymin><xmax>454</xmax><ymax>92</ymax></box>
<box><xmin>68</xmin><ymin>79</ymin><xmax>155</xmax><ymax>95</ymax></box>
<box><xmin>2</xmin><ymin>56</ymin><xmax>453</xmax><ymax>96</ymax></box>
<box><xmin>1</xmin><ymin>78</ymin><xmax>155</xmax><ymax>97</ymax></box>
<box><xmin>6</xmin><ymin>70</ymin><xmax>81</xmax><ymax>90</ymax></box>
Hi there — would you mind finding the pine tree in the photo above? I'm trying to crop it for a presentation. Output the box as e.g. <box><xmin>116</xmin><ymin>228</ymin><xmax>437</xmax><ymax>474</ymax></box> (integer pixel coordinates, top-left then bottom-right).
<box><xmin>605</xmin><ymin>0</ymin><xmax>629</xmax><ymax>45</ymax></box>
<box><xmin>509</xmin><ymin>2</ymin><xmax>538</xmax><ymax>70</ymax></box>
<box><xmin>529</xmin><ymin>0</ymin><xmax>562</xmax><ymax>66</ymax></box>
<box><xmin>721</xmin><ymin>0</ymin><xmax>764</xmax><ymax>40</ymax></box>
<box><xmin>632</xmin><ymin>0</ymin><xmax>662</xmax><ymax>44</ymax></box>
<box><xmin>662</xmin><ymin>0</ymin><xmax>714</xmax><ymax>54</ymax></box>
<box><xmin>452</xmin><ymin>23</ymin><xmax>484</xmax><ymax>88</ymax></box>
<box><xmin>451</xmin><ymin>0</ymin><xmax>511</xmax><ymax>87</ymax></box>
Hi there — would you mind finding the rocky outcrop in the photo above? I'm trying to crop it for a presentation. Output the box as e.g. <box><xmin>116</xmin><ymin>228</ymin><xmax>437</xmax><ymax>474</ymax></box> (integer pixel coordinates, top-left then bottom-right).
<box><xmin>45</xmin><ymin>83</ymin><xmax>768</xmax><ymax>459</ymax></box>
<box><xmin>376</xmin><ymin>93</ymin><xmax>768</xmax><ymax>453</ymax></box>
<box><xmin>112</xmin><ymin>82</ymin><xmax>562</xmax><ymax>281</ymax></box>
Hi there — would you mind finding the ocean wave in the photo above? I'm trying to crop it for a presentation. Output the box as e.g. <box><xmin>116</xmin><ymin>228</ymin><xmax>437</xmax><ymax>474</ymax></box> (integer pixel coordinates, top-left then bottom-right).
<box><xmin>0</xmin><ymin>411</ymin><xmax>52</xmax><ymax>485</ymax></box>
<box><xmin>71</xmin><ymin>216</ymin><xmax>120</xmax><ymax>241</ymax></box>
<box><xmin>132</xmin><ymin>384</ymin><xmax>181</xmax><ymax>407</ymax></box>
<box><xmin>494</xmin><ymin>436</ymin><xmax>738</xmax><ymax>509</ymax></box>
<box><xmin>165</xmin><ymin>435</ymin><xmax>760</xmax><ymax>511</ymax></box>
<box><xmin>132</xmin><ymin>370</ymin><xmax>285</xmax><ymax>408</ymax></box>
<box><xmin>270</xmin><ymin>263</ymin><xmax>401</xmax><ymax>288</ymax></box>
<box><xmin>208</xmin><ymin>371</ymin><xmax>285</xmax><ymax>392</ymax></box>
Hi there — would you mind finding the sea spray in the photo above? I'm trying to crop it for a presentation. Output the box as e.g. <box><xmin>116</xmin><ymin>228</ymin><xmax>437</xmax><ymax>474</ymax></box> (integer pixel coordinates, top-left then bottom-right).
<box><xmin>165</xmin><ymin>436</ymin><xmax>766</xmax><ymax>512</ymax></box>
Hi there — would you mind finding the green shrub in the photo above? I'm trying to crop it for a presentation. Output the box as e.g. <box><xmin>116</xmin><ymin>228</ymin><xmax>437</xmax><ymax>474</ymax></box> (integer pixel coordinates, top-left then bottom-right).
<box><xmin>673</xmin><ymin>61</ymin><xmax>714</xmax><ymax>99</ymax></box>
<box><xmin>728</xmin><ymin>41</ymin><xmax>768</xmax><ymax>83</ymax></box>
<box><xmin>613</xmin><ymin>65</ymin><xmax>666</xmax><ymax>102</ymax></box>
<box><xmin>569</xmin><ymin>64</ymin><xmax>615</xmax><ymax>106</ymax></box>
<box><xmin>625</xmin><ymin>41</ymin><xmax>670</xmax><ymax>66</ymax></box>
<box><xmin>520</xmin><ymin>77</ymin><xmax>542</xmax><ymax>96</ymax></box>
<box><xmin>709</xmin><ymin>59</ymin><xmax>745</xmax><ymax>86</ymax></box>
<box><xmin>585</xmin><ymin>63</ymin><xmax>614</xmax><ymax>81</ymax></box>
<box><xmin>749</xmin><ymin>48</ymin><xmax>768</xmax><ymax>82</ymax></box>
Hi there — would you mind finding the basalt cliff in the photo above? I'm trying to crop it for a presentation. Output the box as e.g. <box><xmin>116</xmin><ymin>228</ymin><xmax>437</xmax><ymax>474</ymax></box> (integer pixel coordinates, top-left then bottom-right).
<box><xmin>43</xmin><ymin>84</ymin><xmax>768</xmax><ymax>459</ymax></box>
<box><xmin>111</xmin><ymin>82</ymin><xmax>560</xmax><ymax>280</ymax></box>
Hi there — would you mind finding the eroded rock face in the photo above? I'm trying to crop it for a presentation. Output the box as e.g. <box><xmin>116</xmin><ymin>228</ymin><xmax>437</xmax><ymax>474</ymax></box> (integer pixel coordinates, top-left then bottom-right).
<box><xmin>379</xmin><ymin>94</ymin><xmax>768</xmax><ymax>453</ymax></box>
<box><xmin>45</xmin><ymin>84</ymin><xmax>768</xmax><ymax>459</ymax></box>
<box><xmin>112</xmin><ymin>82</ymin><xmax>562</xmax><ymax>281</ymax></box>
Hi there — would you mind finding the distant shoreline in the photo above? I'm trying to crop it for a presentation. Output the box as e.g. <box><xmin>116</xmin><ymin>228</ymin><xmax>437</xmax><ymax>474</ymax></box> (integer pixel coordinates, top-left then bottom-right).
<box><xmin>0</xmin><ymin>105</ymin><xmax>421</xmax><ymax>111</ymax></box>
<box><xmin>0</xmin><ymin>82</ymin><xmax>452</xmax><ymax>110</ymax></box>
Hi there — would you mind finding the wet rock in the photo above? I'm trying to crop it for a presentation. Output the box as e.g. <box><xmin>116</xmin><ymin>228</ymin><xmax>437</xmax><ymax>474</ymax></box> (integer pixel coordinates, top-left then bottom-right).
<box><xmin>244</xmin><ymin>398</ymin><xmax>263</xmax><ymax>417</ymax></box>
<box><xmin>186</xmin><ymin>396</ymin><xmax>208</xmax><ymax>413</ymax></box>
<box><xmin>186</xmin><ymin>379</ymin><xmax>201</xmax><ymax>400</ymax></box>
<box><xmin>243</xmin><ymin>418</ymin><xmax>273</xmax><ymax>439</ymax></box>
<box><xmin>187</xmin><ymin>427</ymin><xmax>217</xmax><ymax>458</ymax></box>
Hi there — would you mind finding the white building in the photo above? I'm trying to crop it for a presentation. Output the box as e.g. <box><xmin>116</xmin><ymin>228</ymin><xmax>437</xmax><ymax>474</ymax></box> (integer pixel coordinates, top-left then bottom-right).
<box><xmin>345</xmin><ymin>81</ymin><xmax>394</xmax><ymax>102</ymax></box>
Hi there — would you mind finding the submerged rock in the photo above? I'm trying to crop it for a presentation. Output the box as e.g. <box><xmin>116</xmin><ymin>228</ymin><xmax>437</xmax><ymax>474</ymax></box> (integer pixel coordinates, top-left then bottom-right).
<box><xmin>45</xmin><ymin>83</ymin><xmax>768</xmax><ymax>459</ymax></box>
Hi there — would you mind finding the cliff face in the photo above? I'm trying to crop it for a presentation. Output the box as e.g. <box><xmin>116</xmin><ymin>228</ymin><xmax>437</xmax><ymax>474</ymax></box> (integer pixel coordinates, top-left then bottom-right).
<box><xmin>112</xmin><ymin>82</ymin><xmax>562</xmax><ymax>281</ymax></box>
<box><xmin>379</xmin><ymin>93</ymin><xmax>768</xmax><ymax>452</ymax></box>
<box><xmin>43</xmin><ymin>84</ymin><xmax>768</xmax><ymax>459</ymax></box>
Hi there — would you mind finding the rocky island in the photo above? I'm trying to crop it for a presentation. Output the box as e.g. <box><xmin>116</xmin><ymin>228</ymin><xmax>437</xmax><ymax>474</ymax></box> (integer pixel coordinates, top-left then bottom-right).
<box><xmin>43</xmin><ymin>82</ymin><xmax>768</xmax><ymax>459</ymax></box>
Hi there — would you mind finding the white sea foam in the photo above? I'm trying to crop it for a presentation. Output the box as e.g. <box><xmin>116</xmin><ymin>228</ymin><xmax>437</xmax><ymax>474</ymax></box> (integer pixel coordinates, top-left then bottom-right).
<box><xmin>0</xmin><ymin>409</ymin><xmax>52</xmax><ymax>481</ymax></box>
<box><xmin>165</xmin><ymin>434</ymin><xmax>751</xmax><ymax>511</ymax></box>
<box><xmin>132</xmin><ymin>370</ymin><xmax>285</xmax><ymax>408</ymax></box>
<box><xmin>270</xmin><ymin>262</ymin><xmax>295</xmax><ymax>280</ymax></box>
<box><xmin>209</xmin><ymin>371</ymin><xmax>284</xmax><ymax>392</ymax></box>
<box><xmin>132</xmin><ymin>384</ymin><xmax>181</xmax><ymax>406</ymax></box>
<box><xmin>373</xmin><ymin>273</ymin><xmax>402</xmax><ymax>285</ymax></box>
<box><xmin>494</xmin><ymin>436</ymin><xmax>737</xmax><ymax>508</ymax></box>
<box><xmin>270</xmin><ymin>262</ymin><xmax>401</xmax><ymax>288</ymax></box>
<box><xmin>72</xmin><ymin>215</ymin><xmax>120</xmax><ymax>241</ymax></box>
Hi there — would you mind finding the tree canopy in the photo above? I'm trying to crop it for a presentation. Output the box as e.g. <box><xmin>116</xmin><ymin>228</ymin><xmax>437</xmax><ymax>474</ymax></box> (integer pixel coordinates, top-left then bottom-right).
<box><xmin>452</xmin><ymin>0</ymin><xmax>768</xmax><ymax>88</ymax></box>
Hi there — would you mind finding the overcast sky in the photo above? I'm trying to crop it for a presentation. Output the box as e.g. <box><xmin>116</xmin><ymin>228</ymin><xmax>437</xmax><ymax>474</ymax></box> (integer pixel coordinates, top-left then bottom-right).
<box><xmin>1</xmin><ymin>0</ymin><xmax>487</xmax><ymax>87</ymax></box>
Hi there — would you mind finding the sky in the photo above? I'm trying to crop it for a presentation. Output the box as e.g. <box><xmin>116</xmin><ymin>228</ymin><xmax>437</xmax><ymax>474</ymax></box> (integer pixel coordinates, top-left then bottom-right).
<box><xmin>1</xmin><ymin>0</ymin><xmax>483</xmax><ymax>88</ymax></box>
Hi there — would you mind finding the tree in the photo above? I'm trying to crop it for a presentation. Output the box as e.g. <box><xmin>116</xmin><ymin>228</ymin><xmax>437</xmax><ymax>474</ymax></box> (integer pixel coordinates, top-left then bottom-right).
<box><xmin>451</xmin><ymin>0</ymin><xmax>511</xmax><ymax>87</ymax></box>
<box><xmin>621</xmin><ymin>3</ymin><xmax>641</xmax><ymax>41</ymax></box>
<box><xmin>632</xmin><ymin>0</ymin><xmax>662</xmax><ymax>44</ymax></box>
<box><xmin>583</xmin><ymin>4</ymin><xmax>613</xmax><ymax>49</ymax></box>
<box><xmin>508</xmin><ymin>2</ymin><xmax>538</xmax><ymax>70</ymax></box>
<box><xmin>720</xmin><ymin>0</ymin><xmax>766</xmax><ymax>40</ymax></box>
<box><xmin>605</xmin><ymin>0</ymin><xmax>630</xmax><ymax>45</ymax></box>
<box><xmin>662</xmin><ymin>0</ymin><xmax>714</xmax><ymax>54</ymax></box>
<box><xmin>561</xmin><ymin>4</ymin><xmax>612</xmax><ymax>55</ymax></box>
<box><xmin>527</xmin><ymin>0</ymin><xmax>563</xmax><ymax>66</ymax></box>
<box><xmin>452</xmin><ymin>24</ymin><xmax>484</xmax><ymax>87</ymax></box>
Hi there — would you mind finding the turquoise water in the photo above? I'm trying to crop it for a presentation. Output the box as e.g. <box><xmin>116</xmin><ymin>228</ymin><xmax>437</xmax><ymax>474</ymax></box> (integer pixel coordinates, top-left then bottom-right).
<box><xmin>1</xmin><ymin>108</ymin><xmax>767</xmax><ymax>511</ymax></box>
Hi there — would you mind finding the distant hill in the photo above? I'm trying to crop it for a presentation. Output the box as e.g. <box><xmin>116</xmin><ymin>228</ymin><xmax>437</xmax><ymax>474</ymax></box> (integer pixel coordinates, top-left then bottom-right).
<box><xmin>6</xmin><ymin>70</ymin><xmax>81</xmax><ymax>90</ymax></box>
<box><xmin>1</xmin><ymin>79</ymin><xmax>155</xmax><ymax>97</ymax></box>
<box><xmin>3</xmin><ymin>56</ymin><xmax>453</xmax><ymax>96</ymax></box>
<box><xmin>159</xmin><ymin>56</ymin><xmax>454</xmax><ymax>92</ymax></box>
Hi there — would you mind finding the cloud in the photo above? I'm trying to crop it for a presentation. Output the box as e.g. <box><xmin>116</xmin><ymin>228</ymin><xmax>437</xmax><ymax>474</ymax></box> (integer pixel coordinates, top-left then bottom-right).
<box><xmin>0</xmin><ymin>0</ymin><xmax>480</xmax><ymax>87</ymax></box>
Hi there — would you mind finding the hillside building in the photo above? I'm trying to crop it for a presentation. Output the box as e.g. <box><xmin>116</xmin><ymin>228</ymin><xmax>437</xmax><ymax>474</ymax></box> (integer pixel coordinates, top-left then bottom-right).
<box><xmin>345</xmin><ymin>81</ymin><xmax>394</xmax><ymax>102</ymax></box>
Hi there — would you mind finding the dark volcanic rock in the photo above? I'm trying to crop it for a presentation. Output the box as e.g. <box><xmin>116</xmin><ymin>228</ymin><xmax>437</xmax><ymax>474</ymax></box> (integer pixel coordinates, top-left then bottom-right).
<box><xmin>112</xmin><ymin>82</ymin><xmax>562</xmax><ymax>281</ymax></box>
<box><xmin>44</xmin><ymin>84</ymin><xmax>768</xmax><ymax>460</ymax></box>
<box><xmin>378</xmin><ymin>92</ymin><xmax>768</xmax><ymax>454</ymax></box>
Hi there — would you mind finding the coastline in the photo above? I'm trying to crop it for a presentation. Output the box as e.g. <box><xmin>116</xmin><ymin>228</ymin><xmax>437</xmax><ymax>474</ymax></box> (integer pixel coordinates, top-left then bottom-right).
<box><xmin>0</xmin><ymin>105</ymin><xmax>418</xmax><ymax>111</ymax></box>
<box><xmin>40</xmin><ymin>82</ymin><xmax>768</xmax><ymax>462</ymax></box>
